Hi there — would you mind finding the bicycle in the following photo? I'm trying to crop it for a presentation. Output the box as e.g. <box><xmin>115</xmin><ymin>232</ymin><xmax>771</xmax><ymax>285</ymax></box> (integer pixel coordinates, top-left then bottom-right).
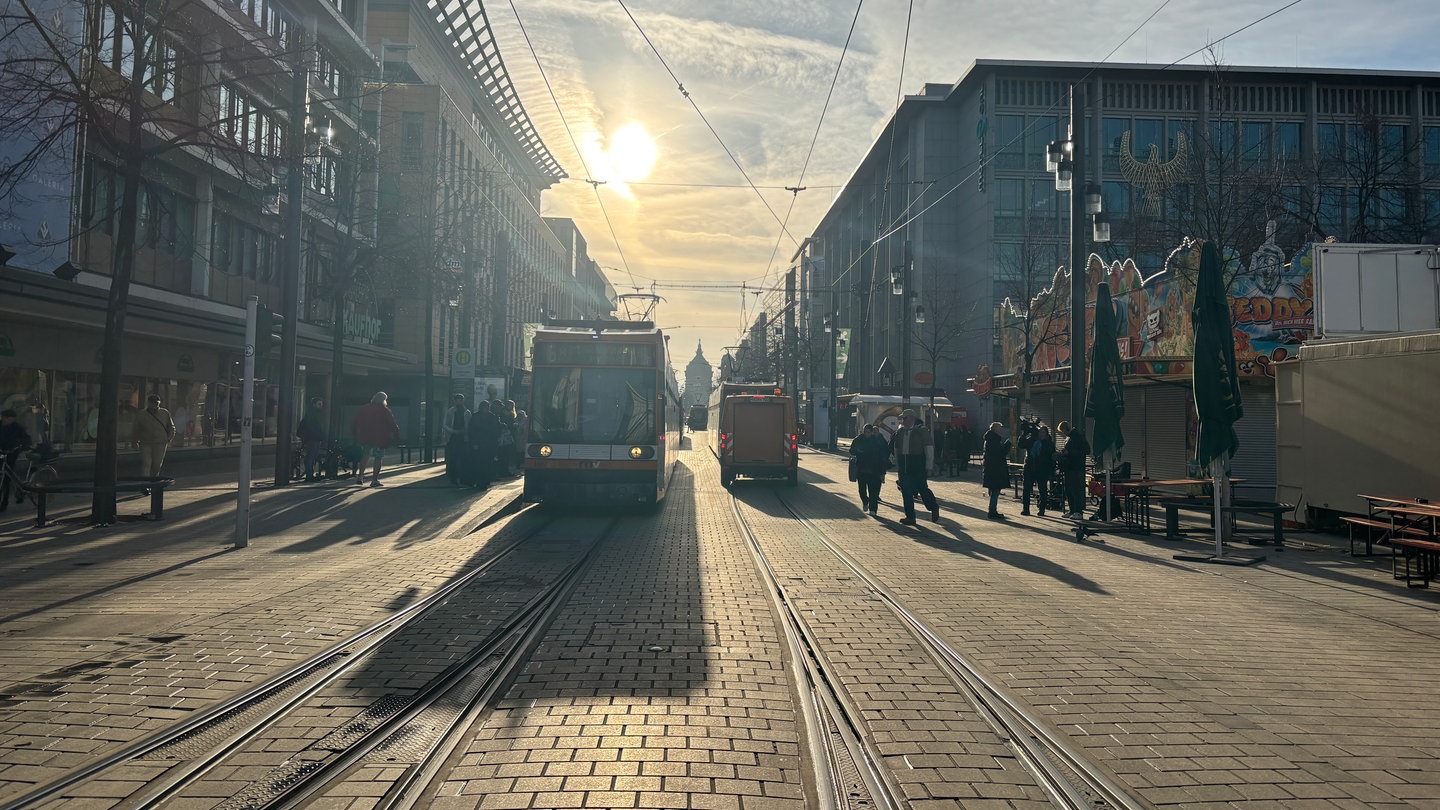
<box><xmin>1</xmin><ymin>444</ymin><xmax>59</xmax><ymax>507</ymax></box>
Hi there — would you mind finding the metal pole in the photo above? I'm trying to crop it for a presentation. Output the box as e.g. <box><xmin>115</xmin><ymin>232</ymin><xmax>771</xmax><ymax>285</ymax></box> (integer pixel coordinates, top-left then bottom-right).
<box><xmin>275</xmin><ymin>18</ymin><xmax>311</xmax><ymax>487</ymax></box>
<box><xmin>236</xmin><ymin>296</ymin><xmax>257</xmax><ymax>548</ymax></box>
<box><xmin>423</xmin><ymin>267</ymin><xmax>434</xmax><ymax>462</ymax></box>
<box><xmin>1069</xmin><ymin>83</ymin><xmax>1089</xmax><ymax>432</ymax></box>
<box><xmin>828</xmin><ymin>318</ymin><xmax>838</xmax><ymax>449</ymax></box>
<box><xmin>901</xmin><ymin>241</ymin><xmax>912</xmax><ymax>409</ymax></box>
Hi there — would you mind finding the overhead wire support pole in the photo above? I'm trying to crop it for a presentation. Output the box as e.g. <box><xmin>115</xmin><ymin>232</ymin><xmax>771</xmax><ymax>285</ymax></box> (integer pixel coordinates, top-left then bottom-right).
<box><xmin>275</xmin><ymin>14</ymin><xmax>312</xmax><ymax>488</ymax></box>
<box><xmin>1068</xmin><ymin>83</ymin><xmax>1089</xmax><ymax>431</ymax></box>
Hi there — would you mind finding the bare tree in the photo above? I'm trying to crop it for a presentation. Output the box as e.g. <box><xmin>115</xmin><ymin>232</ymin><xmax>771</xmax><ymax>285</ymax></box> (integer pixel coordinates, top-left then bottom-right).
<box><xmin>0</xmin><ymin>0</ymin><xmax>310</xmax><ymax>521</ymax></box>
<box><xmin>995</xmin><ymin>213</ymin><xmax>1070</xmax><ymax>418</ymax></box>
<box><xmin>911</xmin><ymin>286</ymin><xmax>979</xmax><ymax>414</ymax></box>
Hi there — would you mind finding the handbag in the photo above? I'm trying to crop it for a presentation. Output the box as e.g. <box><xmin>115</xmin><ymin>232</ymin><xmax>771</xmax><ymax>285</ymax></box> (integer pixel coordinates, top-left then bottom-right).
<box><xmin>847</xmin><ymin>456</ymin><xmax>858</xmax><ymax>482</ymax></box>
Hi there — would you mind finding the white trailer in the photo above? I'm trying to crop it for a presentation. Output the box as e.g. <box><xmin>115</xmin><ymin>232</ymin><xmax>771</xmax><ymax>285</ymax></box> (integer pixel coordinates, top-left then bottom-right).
<box><xmin>1275</xmin><ymin>330</ymin><xmax>1440</xmax><ymax>524</ymax></box>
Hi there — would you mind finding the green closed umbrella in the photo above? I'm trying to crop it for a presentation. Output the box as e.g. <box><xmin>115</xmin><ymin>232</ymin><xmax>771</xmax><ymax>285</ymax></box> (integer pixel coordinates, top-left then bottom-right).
<box><xmin>1191</xmin><ymin>240</ymin><xmax>1243</xmax><ymax>555</ymax></box>
<box><xmin>1085</xmin><ymin>281</ymin><xmax>1125</xmax><ymax>520</ymax></box>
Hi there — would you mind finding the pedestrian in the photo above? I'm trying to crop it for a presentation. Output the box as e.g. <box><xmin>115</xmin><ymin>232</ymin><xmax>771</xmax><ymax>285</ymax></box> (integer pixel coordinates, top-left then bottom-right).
<box><xmin>956</xmin><ymin>424</ymin><xmax>974</xmax><ymax>471</ymax></box>
<box><xmin>945</xmin><ymin>423</ymin><xmax>965</xmax><ymax>474</ymax></box>
<box><xmin>29</xmin><ymin>403</ymin><xmax>50</xmax><ymax>446</ymax></box>
<box><xmin>1056</xmin><ymin>420</ymin><xmax>1091</xmax><ymax>518</ymax></box>
<box><xmin>0</xmin><ymin>409</ymin><xmax>32</xmax><ymax>512</ymax></box>
<box><xmin>933</xmin><ymin>423</ymin><xmax>950</xmax><ymax>475</ymax></box>
<box><xmin>442</xmin><ymin>394</ymin><xmax>471</xmax><ymax>486</ymax></box>
<box><xmin>134</xmin><ymin>394</ymin><xmax>176</xmax><ymax>487</ymax></box>
<box><xmin>981</xmin><ymin>421</ymin><xmax>1011</xmax><ymax>519</ymax></box>
<box><xmin>849</xmin><ymin>423</ymin><xmax>889</xmax><ymax>515</ymax></box>
<box><xmin>889</xmin><ymin>408</ymin><xmax>939</xmax><ymax>525</ymax></box>
<box><xmin>1021</xmin><ymin>423</ymin><xmax>1056</xmax><ymax>516</ymax></box>
<box><xmin>466</xmin><ymin>399</ymin><xmax>500</xmax><ymax>489</ymax></box>
<box><xmin>352</xmin><ymin>391</ymin><xmax>401</xmax><ymax>488</ymax></box>
<box><xmin>493</xmin><ymin>399</ymin><xmax>516</xmax><ymax>476</ymax></box>
<box><xmin>511</xmin><ymin>408</ymin><xmax>528</xmax><ymax>472</ymax></box>
<box><xmin>297</xmin><ymin>397</ymin><xmax>327</xmax><ymax>481</ymax></box>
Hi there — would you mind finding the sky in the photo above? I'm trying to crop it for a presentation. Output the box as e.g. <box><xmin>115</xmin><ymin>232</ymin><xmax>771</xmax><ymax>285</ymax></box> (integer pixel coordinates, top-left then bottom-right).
<box><xmin>484</xmin><ymin>0</ymin><xmax>1440</xmax><ymax>383</ymax></box>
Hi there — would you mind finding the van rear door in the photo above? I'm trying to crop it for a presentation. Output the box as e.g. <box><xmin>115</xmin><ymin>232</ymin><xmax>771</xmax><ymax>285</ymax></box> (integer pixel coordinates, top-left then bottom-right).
<box><xmin>731</xmin><ymin>401</ymin><xmax>784</xmax><ymax>464</ymax></box>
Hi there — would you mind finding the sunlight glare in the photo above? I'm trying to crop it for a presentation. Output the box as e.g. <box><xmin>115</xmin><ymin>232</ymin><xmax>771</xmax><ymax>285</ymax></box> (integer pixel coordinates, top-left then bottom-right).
<box><xmin>605</xmin><ymin>123</ymin><xmax>656</xmax><ymax>183</ymax></box>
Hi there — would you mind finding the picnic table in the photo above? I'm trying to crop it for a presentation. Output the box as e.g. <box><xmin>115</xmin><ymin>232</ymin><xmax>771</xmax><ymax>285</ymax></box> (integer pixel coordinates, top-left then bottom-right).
<box><xmin>1355</xmin><ymin>498</ymin><xmax>1440</xmax><ymax>587</ymax></box>
<box><xmin>1111</xmin><ymin>478</ymin><xmax>1242</xmax><ymax>533</ymax></box>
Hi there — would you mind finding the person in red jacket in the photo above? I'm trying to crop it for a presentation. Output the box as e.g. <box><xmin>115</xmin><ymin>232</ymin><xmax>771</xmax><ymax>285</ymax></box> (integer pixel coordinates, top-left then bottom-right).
<box><xmin>351</xmin><ymin>391</ymin><xmax>400</xmax><ymax>488</ymax></box>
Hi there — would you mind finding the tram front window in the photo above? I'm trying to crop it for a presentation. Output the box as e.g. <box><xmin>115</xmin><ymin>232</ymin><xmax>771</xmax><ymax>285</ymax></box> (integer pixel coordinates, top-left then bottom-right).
<box><xmin>532</xmin><ymin>367</ymin><xmax>655</xmax><ymax>444</ymax></box>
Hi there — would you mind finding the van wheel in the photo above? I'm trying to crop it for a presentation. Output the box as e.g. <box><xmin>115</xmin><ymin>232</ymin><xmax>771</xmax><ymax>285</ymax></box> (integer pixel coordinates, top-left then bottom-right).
<box><xmin>722</xmin><ymin>471</ymin><xmax>734</xmax><ymax>488</ymax></box>
<box><xmin>785</xmin><ymin>469</ymin><xmax>798</xmax><ymax>487</ymax></box>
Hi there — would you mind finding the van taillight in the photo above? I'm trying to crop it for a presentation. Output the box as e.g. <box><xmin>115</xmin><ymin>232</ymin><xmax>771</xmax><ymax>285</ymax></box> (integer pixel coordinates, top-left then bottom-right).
<box><xmin>790</xmin><ymin>433</ymin><xmax>798</xmax><ymax>451</ymax></box>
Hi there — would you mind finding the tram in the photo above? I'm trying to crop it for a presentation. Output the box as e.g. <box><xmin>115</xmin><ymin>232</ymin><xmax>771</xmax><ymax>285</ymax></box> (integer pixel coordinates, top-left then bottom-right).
<box><xmin>523</xmin><ymin>321</ymin><xmax>683</xmax><ymax>505</ymax></box>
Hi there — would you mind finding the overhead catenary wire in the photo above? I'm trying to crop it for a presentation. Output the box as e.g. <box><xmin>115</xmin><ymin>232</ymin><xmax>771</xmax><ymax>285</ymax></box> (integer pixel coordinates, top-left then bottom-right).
<box><xmin>504</xmin><ymin>0</ymin><xmax>640</xmax><ymax>292</ymax></box>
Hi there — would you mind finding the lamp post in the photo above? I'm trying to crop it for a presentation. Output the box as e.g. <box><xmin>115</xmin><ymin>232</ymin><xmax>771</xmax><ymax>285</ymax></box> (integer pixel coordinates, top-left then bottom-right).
<box><xmin>824</xmin><ymin>313</ymin><xmax>844</xmax><ymax>448</ymax></box>
<box><xmin>1047</xmin><ymin>83</ymin><xmax>1111</xmax><ymax>429</ymax></box>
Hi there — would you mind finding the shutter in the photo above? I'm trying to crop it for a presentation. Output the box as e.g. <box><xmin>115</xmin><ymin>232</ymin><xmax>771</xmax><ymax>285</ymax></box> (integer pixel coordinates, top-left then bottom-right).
<box><xmin>1142</xmin><ymin>386</ymin><xmax>1190</xmax><ymax>480</ymax></box>
<box><xmin>1231</xmin><ymin>384</ymin><xmax>1277</xmax><ymax>499</ymax></box>
<box><xmin>1116</xmin><ymin>386</ymin><xmax>1146</xmax><ymax>477</ymax></box>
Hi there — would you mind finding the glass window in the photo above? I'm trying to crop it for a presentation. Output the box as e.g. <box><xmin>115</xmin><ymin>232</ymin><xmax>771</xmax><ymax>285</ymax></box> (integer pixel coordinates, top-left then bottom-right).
<box><xmin>995</xmin><ymin>178</ymin><xmax>1024</xmax><ymax>217</ymax></box>
<box><xmin>1133</xmin><ymin>119</ymin><xmax>1163</xmax><ymax>159</ymax></box>
<box><xmin>1379</xmin><ymin>124</ymin><xmax>1407</xmax><ymax>169</ymax></box>
<box><xmin>1276</xmin><ymin>122</ymin><xmax>1301</xmax><ymax>161</ymax></box>
<box><xmin>1209</xmin><ymin>121</ymin><xmax>1237</xmax><ymax>159</ymax></box>
<box><xmin>995</xmin><ymin>114</ymin><xmax>1024</xmax><ymax>169</ymax></box>
<box><xmin>1103</xmin><ymin>180</ymin><xmax>1130</xmax><ymax>219</ymax></box>
<box><xmin>1102</xmin><ymin>117</ymin><xmax>1128</xmax><ymax>172</ymax></box>
<box><xmin>1426</xmin><ymin>126</ymin><xmax>1440</xmax><ymax>172</ymax></box>
<box><xmin>1242</xmin><ymin>121</ymin><xmax>1271</xmax><ymax>163</ymax></box>
<box><xmin>1028</xmin><ymin>179</ymin><xmax>1056</xmax><ymax>218</ymax></box>
<box><xmin>1027</xmin><ymin>115</ymin><xmax>1057</xmax><ymax>172</ymax></box>
<box><xmin>1318</xmin><ymin>186</ymin><xmax>1347</xmax><ymax>236</ymax></box>
<box><xmin>1166</xmin><ymin>119</ymin><xmax>1191</xmax><ymax>160</ymax></box>
<box><xmin>1318</xmin><ymin>123</ymin><xmax>1344</xmax><ymax>163</ymax></box>
<box><xmin>530</xmin><ymin>367</ymin><xmax>655</xmax><ymax>444</ymax></box>
<box><xmin>994</xmin><ymin>243</ymin><xmax>1021</xmax><ymax>285</ymax></box>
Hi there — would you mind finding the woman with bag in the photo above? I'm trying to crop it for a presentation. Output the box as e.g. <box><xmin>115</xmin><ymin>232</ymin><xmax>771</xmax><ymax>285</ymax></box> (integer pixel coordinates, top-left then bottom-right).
<box><xmin>849</xmin><ymin>423</ymin><xmax>890</xmax><ymax>515</ymax></box>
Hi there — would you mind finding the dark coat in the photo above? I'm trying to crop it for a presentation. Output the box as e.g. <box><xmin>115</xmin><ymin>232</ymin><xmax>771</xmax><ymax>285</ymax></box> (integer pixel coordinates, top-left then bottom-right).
<box><xmin>981</xmin><ymin>429</ymin><xmax>1011</xmax><ymax>491</ymax></box>
<box><xmin>849</xmin><ymin>432</ymin><xmax>890</xmax><ymax>477</ymax></box>
<box><xmin>297</xmin><ymin>408</ymin><xmax>326</xmax><ymax>443</ymax></box>
<box><xmin>468</xmin><ymin>411</ymin><xmax>501</xmax><ymax>456</ymax></box>
<box><xmin>1024</xmin><ymin>435</ymin><xmax>1056</xmax><ymax>477</ymax></box>
<box><xmin>1059</xmin><ymin>428</ymin><xmax>1090</xmax><ymax>472</ymax></box>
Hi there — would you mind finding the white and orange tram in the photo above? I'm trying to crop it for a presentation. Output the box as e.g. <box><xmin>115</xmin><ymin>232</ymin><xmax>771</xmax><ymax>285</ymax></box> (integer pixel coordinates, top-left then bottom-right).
<box><xmin>523</xmin><ymin>321</ymin><xmax>682</xmax><ymax>505</ymax></box>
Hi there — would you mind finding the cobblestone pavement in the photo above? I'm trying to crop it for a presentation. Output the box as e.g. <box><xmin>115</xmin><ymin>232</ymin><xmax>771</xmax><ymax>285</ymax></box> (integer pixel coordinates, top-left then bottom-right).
<box><xmin>2</xmin><ymin>445</ymin><xmax>1439</xmax><ymax>809</ymax></box>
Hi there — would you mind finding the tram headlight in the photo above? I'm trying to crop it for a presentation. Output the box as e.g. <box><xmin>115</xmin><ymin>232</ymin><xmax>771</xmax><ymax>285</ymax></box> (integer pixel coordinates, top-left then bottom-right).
<box><xmin>538</xmin><ymin>444</ymin><xmax>553</xmax><ymax>458</ymax></box>
<box><xmin>628</xmin><ymin>445</ymin><xmax>654</xmax><ymax>459</ymax></box>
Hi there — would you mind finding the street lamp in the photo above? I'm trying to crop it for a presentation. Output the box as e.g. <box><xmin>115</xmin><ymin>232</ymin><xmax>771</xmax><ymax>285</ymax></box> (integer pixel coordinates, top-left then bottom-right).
<box><xmin>1050</xmin><ymin>83</ymin><xmax>1096</xmax><ymax>429</ymax></box>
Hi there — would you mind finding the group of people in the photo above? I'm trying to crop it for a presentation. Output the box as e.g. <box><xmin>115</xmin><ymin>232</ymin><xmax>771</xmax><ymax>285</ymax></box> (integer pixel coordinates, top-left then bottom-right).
<box><xmin>848</xmin><ymin>411</ymin><xmax>1092</xmax><ymax>523</ymax></box>
<box><xmin>442</xmin><ymin>393</ymin><xmax>528</xmax><ymax>490</ymax></box>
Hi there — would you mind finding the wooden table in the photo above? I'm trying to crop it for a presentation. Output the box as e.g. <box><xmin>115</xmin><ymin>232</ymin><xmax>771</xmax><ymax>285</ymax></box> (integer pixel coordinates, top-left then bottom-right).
<box><xmin>1347</xmin><ymin>495</ymin><xmax>1434</xmax><ymax>556</ymax></box>
<box><xmin>1110</xmin><ymin>478</ymin><xmax>1242</xmax><ymax>533</ymax></box>
<box><xmin>1370</xmin><ymin>500</ymin><xmax>1440</xmax><ymax>586</ymax></box>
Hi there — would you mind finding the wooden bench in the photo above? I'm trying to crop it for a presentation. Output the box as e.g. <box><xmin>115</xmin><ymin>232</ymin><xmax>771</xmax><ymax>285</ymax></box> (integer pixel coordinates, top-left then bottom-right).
<box><xmin>22</xmin><ymin>477</ymin><xmax>175</xmax><ymax>527</ymax></box>
<box><xmin>1339</xmin><ymin>515</ymin><xmax>1430</xmax><ymax>557</ymax></box>
<box><xmin>1222</xmin><ymin>501</ymin><xmax>1294</xmax><ymax>546</ymax></box>
<box><xmin>1160</xmin><ymin>497</ymin><xmax>1217</xmax><ymax>539</ymax></box>
<box><xmin>1390</xmin><ymin>537</ymin><xmax>1440</xmax><ymax>588</ymax></box>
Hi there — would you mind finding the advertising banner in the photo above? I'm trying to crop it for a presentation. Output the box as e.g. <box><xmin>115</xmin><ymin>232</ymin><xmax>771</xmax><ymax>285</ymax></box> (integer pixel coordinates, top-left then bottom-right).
<box><xmin>835</xmin><ymin>329</ymin><xmax>850</xmax><ymax>379</ymax></box>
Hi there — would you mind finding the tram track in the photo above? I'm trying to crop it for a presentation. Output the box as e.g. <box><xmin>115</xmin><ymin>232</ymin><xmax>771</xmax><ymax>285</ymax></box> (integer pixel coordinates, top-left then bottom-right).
<box><xmin>731</xmin><ymin>487</ymin><xmax>1151</xmax><ymax>810</ymax></box>
<box><xmin>2</xmin><ymin>506</ymin><xmax>620</xmax><ymax>810</ymax></box>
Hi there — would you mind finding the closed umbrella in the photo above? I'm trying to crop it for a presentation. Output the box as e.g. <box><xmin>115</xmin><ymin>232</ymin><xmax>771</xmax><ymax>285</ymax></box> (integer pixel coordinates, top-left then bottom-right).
<box><xmin>1085</xmin><ymin>281</ymin><xmax>1125</xmax><ymax>521</ymax></box>
<box><xmin>1191</xmin><ymin>240</ymin><xmax>1244</xmax><ymax>557</ymax></box>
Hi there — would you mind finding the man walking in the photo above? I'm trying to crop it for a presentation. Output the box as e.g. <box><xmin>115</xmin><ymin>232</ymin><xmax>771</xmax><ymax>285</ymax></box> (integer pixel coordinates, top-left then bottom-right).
<box><xmin>442</xmin><ymin>394</ymin><xmax>471</xmax><ymax>486</ymax></box>
<box><xmin>890</xmin><ymin>408</ymin><xmax>939</xmax><ymax>525</ymax></box>
<box><xmin>352</xmin><ymin>392</ymin><xmax>401</xmax><ymax>488</ymax></box>
<box><xmin>135</xmin><ymin>395</ymin><xmax>175</xmax><ymax>485</ymax></box>
<box><xmin>1056</xmin><ymin>420</ymin><xmax>1091</xmax><ymax>518</ymax></box>
<box><xmin>297</xmin><ymin>397</ymin><xmax>327</xmax><ymax>481</ymax></box>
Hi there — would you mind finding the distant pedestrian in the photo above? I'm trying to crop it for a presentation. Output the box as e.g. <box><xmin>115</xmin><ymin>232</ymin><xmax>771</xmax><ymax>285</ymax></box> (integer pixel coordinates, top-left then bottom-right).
<box><xmin>0</xmin><ymin>409</ymin><xmax>32</xmax><ymax>512</ymax></box>
<box><xmin>135</xmin><ymin>395</ymin><xmax>176</xmax><ymax>484</ymax></box>
<box><xmin>890</xmin><ymin>408</ymin><xmax>939</xmax><ymax>525</ymax></box>
<box><xmin>442</xmin><ymin>394</ymin><xmax>471</xmax><ymax>486</ymax></box>
<box><xmin>297</xmin><ymin>397</ymin><xmax>327</xmax><ymax>481</ymax></box>
<box><xmin>1056</xmin><ymin>420</ymin><xmax>1091</xmax><ymax>518</ymax></box>
<box><xmin>511</xmin><ymin>409</ymin><xmax>528</xmax><ymax>472</ymax></box>
<box><xmin>28</xmin><ymin>403</ymin><xmax>50</xmax><ymax>446</ymax></box>
<box><xmin>466</xmin><ymin>399</ymin><xmax>500</xmax><ymax>489</ymax></box>
<box><xmin>849</xmin><ymin>423</ymin><xmax>889</xmax><ymax>515</ymax></box>
<box><xmin>352</xmin><ymin>391</ymin><xmax>401</xmax><ymax>488</ymax></box>
<box><xmin>493</xmin><ymin>399</ymin><xmax>516</xmax><ymax>476</ymax></box>
<box><xmin>981</xmin><ymin>421</ymin><xmax>1011</xmax><ymax>519</ymax></box>
<box><xmin>1021</xmin><ymin>423</ymin><xmax>1056</xmax><ymax>516</ymax></box>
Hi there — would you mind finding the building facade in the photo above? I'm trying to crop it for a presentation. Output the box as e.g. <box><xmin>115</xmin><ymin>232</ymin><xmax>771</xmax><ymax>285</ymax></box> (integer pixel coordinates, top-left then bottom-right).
<box><xmin>683</xmin><ymin>342</ymin><xmax>713</xmax><ymax>410</ymax></box>
<box><xmin>0</xmin><ymin>0</ymin><xmax>603</xmax><ymax>457</ymax></box>
<box><xmin>798</xmin><ymin>60</ymin><xmax>1440</xmax><ymax>475</ymax></box>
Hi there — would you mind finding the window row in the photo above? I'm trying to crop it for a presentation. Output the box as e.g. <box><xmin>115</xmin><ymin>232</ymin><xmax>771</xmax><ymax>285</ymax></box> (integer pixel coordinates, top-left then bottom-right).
<box><xmin>230</xmin><ymin>0</ymin><xmax>289</xmax><ymax>48</ymax></box>
<box><xmin>92</xmin><ymin>6</ymin><xmax>181</xmax><ymax>103</ymax></box>
<box><xmin>82</xmin><ymin>160</ymin><xmax>196</xmax><ymax>258</ymax></box>
<box><xmin>212</xmin><ymin>206</ymin><xmax>278</xmax><ymax>281</ymax></box>
<box><xmin>218</xmin><ymin>83</ymin><xmax>284</xmax><ymax>158</ymax></box>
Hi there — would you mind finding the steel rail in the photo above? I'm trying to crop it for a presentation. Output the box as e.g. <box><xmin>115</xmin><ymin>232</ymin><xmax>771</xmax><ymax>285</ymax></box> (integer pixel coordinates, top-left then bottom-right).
<box><xmin>775</xmin><ymin>491</ymin><xmax>1151</xmax><ymax>810</ymax></box>
<box><xmin>729</xmin><ymin>495</ymin><xmax>900</xmax><ymax>810</ymax></box>
<box><xmin>0</xmin><ymin>497</ymin><xmax>536</xmax><ymax>810</ymax></box>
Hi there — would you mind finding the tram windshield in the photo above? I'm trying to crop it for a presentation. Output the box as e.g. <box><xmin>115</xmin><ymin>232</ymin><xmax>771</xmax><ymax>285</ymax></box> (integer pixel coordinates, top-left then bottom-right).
<box><xmin>530</xmin><ymin>367</ymin><xmax>655</xmax><ymax>444</ymax></box>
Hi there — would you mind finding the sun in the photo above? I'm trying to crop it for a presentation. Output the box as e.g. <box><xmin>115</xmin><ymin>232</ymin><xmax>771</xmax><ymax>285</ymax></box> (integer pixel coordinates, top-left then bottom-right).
<box><xmin>604</xmin><ymin>123</ymin><xmax>656</xmax><ymax>183</ymax></box>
